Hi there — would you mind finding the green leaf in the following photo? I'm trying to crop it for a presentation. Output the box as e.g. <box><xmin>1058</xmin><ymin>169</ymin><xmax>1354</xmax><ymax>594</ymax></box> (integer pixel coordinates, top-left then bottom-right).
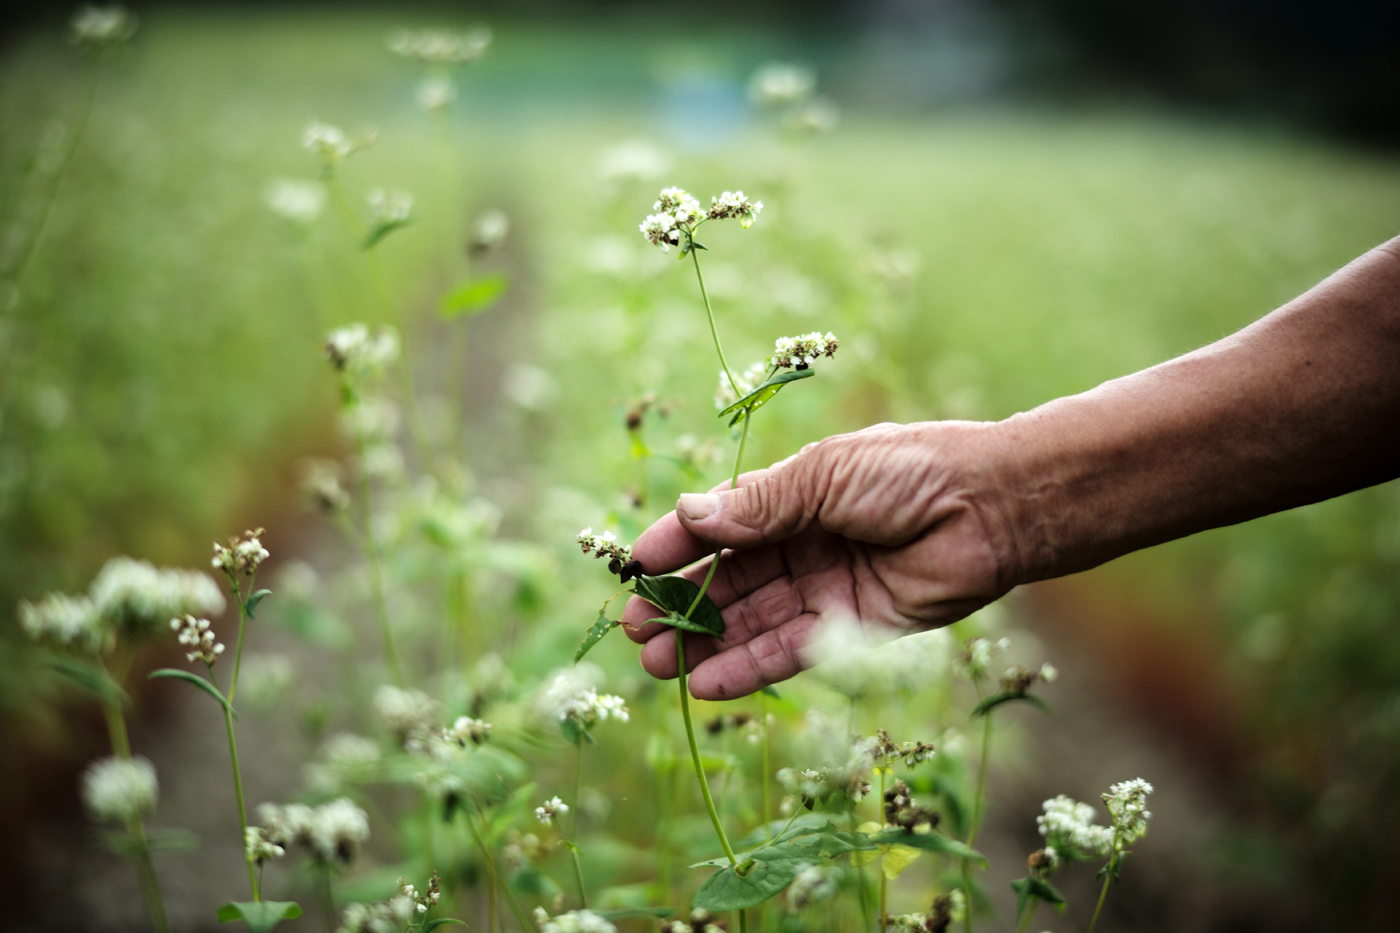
<box><xmin>690</xmin><ymin>825</ymin><xmax>879</xmax><ymax>911</ymax></box>
<box><xmin>1011</xmin><ymin>876</ymin><xmax>1066</xmax><ymax>921</ymax></box>
<box><xmin>868</xmin><ymin>828</ymin><xmax>987</xmax><ymax>866</ymax></box>
<box><xmin>632</xmin><ymin>574</ymin><xmax>724</xmax><ymax>636</ymax></box>
<box><xmin>575</xmin><ymin>611</ymin><xmax>619</xmax><ymax>663</ymax></box>
<box><xmin>718</xmin><ymin>368</ymin><xmax>815</xmax><ymax>426</ymax></box>
<box><xmin>423</xmin><ymin>919</ymin><xmax>470</xmax><ymax>931</ymax></box>
<box><xmin>440</xmin><ymin>274</ymin><xmax>509</xmax><ymax>319</ymax></box>
<box><xmin>761</xmin><ymin>684</ymin><xmax>781</xmax><ymax>698</ymax></box>
<box><xmin>245</xmin><ymin>589</ymin><xmax>272</xmax><ymax>619</ymax></box>
<box><xmin>970</xmin><ymin>691</ymin><xmax>1051</xmax><ymax>717</ymax></box>
<box><xmin>149</xmin><ymin>669</ymin><xmax>238</xmax><ymax>720</ymax></box>
<box><xmin>596</xmin><ymin>907</ymin><xmax>676</xmax><ymax>920</ymax></box>
<box><xmin>363</xmin><ymin>218</ymin><xmax>412</xmax><ymax>249</ymax></box>
<box><xmin>217</xmin><ymin>901</ymin><xmax>303</xmax><ymax>933</ymax></box>
<box><xmin>43</xmin><ymin>654</ymin><xmax>130</xmax><ymax>707</ymax></box>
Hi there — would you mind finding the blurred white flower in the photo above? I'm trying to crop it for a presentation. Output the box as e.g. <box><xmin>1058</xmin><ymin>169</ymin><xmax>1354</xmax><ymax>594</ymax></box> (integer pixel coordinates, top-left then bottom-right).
<box><xmin>534</xmin><ymin>795</ymin><xmax>568</xmax><ymax>824</ymax></box>
<box><xmin>90</xmin><ymin>557</ymin><xmax>225</xmax><ymax>639</ymax></box>
<box><xmin>326</xmin><ymin>324</ymin><xmax>400</xmax><ymax>374</ymax></box>
<box><xmin>19</xmin><ymin>592</ymin><xmax>104</xmax><ymax>653</ymax></box>
<box><xmin>748</xmin><ymin>62</ymin><xmax>816</xmax><ymax>106</ymax></box>
<box><xmin>387</xmin><ymin>27</ymin><xmax>491</xmax><ymax>65</ymax></box>
<box><xmin>257</xmin><ymin>797</ymin><xmax>370</xmax><ymax>864</ymax></box>
<box><xmin>265</xmin><ymin>178</ymin><xmax>325</xmax><ymax>225</ymax></box>
<box><xmin>170</xmin><ymin>614</ymin><xmax>224</xmax><ymax>665</ymax></box>
<box><xmin>81</xmin><ymin>755</ymin><xmax>157</xmax><ymax>823</ymax></box>
<box><xmin>417</xmin><ymin>75</ymin><xmax>456</xmax><ymax>113</ymax></box>
<box><xmin>71</xmin><ymin>5</ymin><xmax>137</xmax><ymax>47</ymax></box>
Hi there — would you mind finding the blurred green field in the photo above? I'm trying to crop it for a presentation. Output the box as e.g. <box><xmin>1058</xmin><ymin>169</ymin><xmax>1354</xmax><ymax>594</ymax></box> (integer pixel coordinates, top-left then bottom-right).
<box><xmin>4</xmin><ymin>7</ymin><xmax>1400</xmax><ymax>930</ymax></box>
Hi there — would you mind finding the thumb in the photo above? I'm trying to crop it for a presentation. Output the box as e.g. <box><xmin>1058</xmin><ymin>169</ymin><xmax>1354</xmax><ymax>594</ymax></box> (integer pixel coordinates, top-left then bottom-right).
<box><xmin>675</xmin><ymin>451</ymin><xmax>825</xmax><ymax>549</ymax></box>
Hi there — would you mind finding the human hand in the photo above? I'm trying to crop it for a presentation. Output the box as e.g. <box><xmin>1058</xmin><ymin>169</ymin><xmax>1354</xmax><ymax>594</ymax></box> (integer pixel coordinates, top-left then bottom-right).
<box><xmin>621</xmin><ymin>420</ymin><xmax>1024</xmax><ymax>699</ymax></box>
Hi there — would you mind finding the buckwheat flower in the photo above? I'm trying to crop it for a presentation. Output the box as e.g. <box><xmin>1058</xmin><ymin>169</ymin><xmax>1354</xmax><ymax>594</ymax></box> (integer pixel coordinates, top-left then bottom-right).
<box><xmin>706</xmin><ymin>190</ymin><xmax>763</xmax><ymax>228</ymax></box>
<box><xmin>259</xmin><ymin>797</ymin><xmax>370</xmax><ymax>864</ymax></box>
<box><xmin>714</xmin><ymin>360</ymin><xmax>767</xmax><ymax>409</ymax></box>
<box><xmin>338</xmin><ymin>896</ymin><xmax>415</xmax><ymax>933</ymax></box>
<box><xmin>447</xmin><ymin>716</ymin><xmax>492</xmax><ymax>745</ymax></box>
<box><xmin>71</xmin><ymin>5</ymin><xmax>137</xmax><ymax>47</ymax></box>
<box><xmin>304</xmin><ymin>121</ymin><xmax>352</xmax><ymax>167</ymax></box>
<box><xmin>536</xmin><ymin>909</ymin><xmax>616</xmax><ymax>933</ymax></box>
<box><xmin>300</xmin><ymin>458</ymin><xmax>350</xmax><ymax>513</ymax></box>
<box><xmin>558</xmin><ymin>686</ymin><xmax>629</xmax><ymax>729</ymax></box>
<box><xmin>1103</xmin><ymin>778</ymin><xmax>1153</xmax><ymax>847</ymax></box>
<box><xmin>952</xmin><ymin>636</ymin><xmax>1011</xmax><ymax>683</ymax></box>
<box><xmin>374</xmin><ymin>685</ymin><xmax>440</xmax><ymax>743</ymax></box>
<box><xmin>368</xmin><ymin>188</ymin><xmax>413</xmax><ymax>226</ymax></box>
<box><xmin>212</xmin><ymin>528</ymin><xmax>270</xmax><ymax>577</ymax></box>
<box><xmin>417</xmin><ymin>75</ymin><xmax>456</xmax><ymax>114</ymax></box>
<box><xmin>325</xmin><ymin>324</ymin><xmax>401</xmax><ymax>374</ymax></box>
<box><xmin>1000</xmin><ymin>662</ymin><xmax>1057</xmax><ymax>695</ymax></box>
<box><xmin>770</xmin><ymin>331</ymin><xmax>839</xmax><ymax>370</ymax></box>
<box><xmin>1036</xmin><ymin>795</ymin><xmax>1113</xmax><ymax>857</ymax></box>
<box><xmin>470</xmin><ymin>208</ymin><xmax>510</xmax><ymax>251</ymax></box>
<box><xmin>171</xmin><ymin>614</ymin><xmax>224</xmax><ymax>665</ymax></box>
<box><xmin>788</xmin><ymin>863</ymin><xmax>840</xmax><ymax>910</ymax></box>
<box><xmin>575</xmin><ymin>528</ymin><xmax>633</xmax><ymax>573</ymax></box>
<box><xmin>748</xmin><ymin>62</ymin><xmax>816</xmax><ymax>106</ymax></box>
<box><xmin>386</xmin><ymin>27</ymin><xmax>492</xmax><ymax>65</ymax></box>
<box><xmin>90</xmin><ymin>557</ymin><xmax>225</xmax><ymax>639</ymax></box>
<box><xmin>535</xmin><ymin>795</ymin><xmax>568</xmax><ymax>825</ymax></box>
<box><xmin>398</xmin><ymin>873</ymin><xmax>441</xmax><ymax>914</ymax></box>
<box><xmin>81</xmin><ymin>755</ymin><xmax>157</xmax><ymax>824</ymax></box>
<box><xmin>19</xmin><ymin>592</ymin><xmax>105</xmax><ymax>653</ymax></box>
<box><xmin>245</xmin><ymin>826</ymin><xmax>285</xmax><ymax>866</ymax></box>
<box><xmin>639</xmin><ymin>212</ymin><xmax>680</xmax><ymax>251</ymax></box>
<box><xmin>265</xmin><ymin>178</ymin><xmax>325</xmax><ymax>225</ymax></box>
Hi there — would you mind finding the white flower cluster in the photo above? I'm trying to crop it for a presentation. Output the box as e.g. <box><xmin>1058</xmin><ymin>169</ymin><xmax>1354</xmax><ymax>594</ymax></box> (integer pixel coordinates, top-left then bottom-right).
<box><xmin>266</xmin><ymin>179</ymin><xmax>325</xmax><ymax>225</ymax></box>
<box><xmin>770</xmin><ymin>332</ymin><xmax>839</xmax><ymax>370</ymax></box>
<box><xmin>81</xmin><ymin>755</ymin><xmax>158</xmax><ymax>824</ymax></box>
<box><xmin>714</xmin><ymin>360</ymin><xmax>768</xmax><ymax>409</ymax></box>
<box><xmin>212</xmin><ymin>528</ymin><xmax>270</xmax><ymax>578</ymax></box>
<box><xmin>534</xmin><ymin>795</ymin><xmax>568</xmax><ymax>825</ymax></box>
<box><xmin>19</xmin><ymin>592</ymin><xmax>104</xmax><ymax>653</ymax></box>
<box><xmin>90</xmin><ymin>557</ymin><xmax>226</xmax><ymax>638</ymax></box>
<box><xmin>71</xmin><ymin>5</ymin><xmax>137</xmax><ymax>47</ymax></box>
<box><xmin>387</xmin><ymin>27</ymin><xmax>492</xmax><ymax>65</ymax></box>
<box><xmin>787</xmin><ymin>863</ymin><xmax>840</xmax><ymax>910</ymax></box>
<box><xmin>1036</xmin><ymin>795</ymin><xmax>1113</xmax><ymax>857</ymax></box>
<box><xmin>706</xmin><ymin>190</ymin><xmax>763</xmax><ymax>228</ymax></box>
<box><xmin>1103</xmin><ymin>778</ymin><xmax>1153</xmax><ymax>847</ymax></box>
<box><xmin>397</xmin><ymin>874</ymin><xmax>441</xmax><ymax>915</ymax></box>
<box><xmin>171</xmin><ymin>615</ymin><xmax>224</xmax><ymax>665</ymax></box>
<box><xmin>368</xmin><ymin>188</ymin><xmax>413</xmax><ymax>226</ymax></box>
<box><xmin>304</xmin><ymin>121</ymin><xmax>356</xmax><ymax>168</ymax></box>
<box><xmin>256</xmin><ymin>797</ymin><xmax>371</xmax><ymax>864</ymax></box>
<box><xmin>417</xmin><ymin>76</ymin><xmax>456</xmax><ymax>114</ymax></box>
<box><xmin>1000</xmin><ymin>662</ymin><xmax>1058</xmax><ymax>694</ymax></box>
<box><xmin>245</xmin><ymin>826</ymin><xmax>285</xmax><ymax>865</ymax></box>
<box><xmin>575</xmin><ymin>528</ymin><xmax>632</xmax><ymax>566</ymax></box>
<box><xmin>374</xmin><ymin>685</ymin><xmax>440</xmax><ymax>743</ymax></box>
<box><xmin>338</xmin><ymin>896</ymin><xmax>415</xmax><ymax>933</ymax></box>
<box><xmin>447</xmin><ymin>716</ymin><xmax>492</xmax><ymax>746</ymax></box>
<box><xmin>871</xmin><ymin>730</ymin><xmax>936</xmax><ymax>768</ymax></box>
<box><xmin>748</xmin><ymin>62</ymin><xmax>816</xmax><ymax>106</ymax></box>
<box><xmin>471</xmin><ymin>208</ymin><xmax>510</xmax><ymax>251</ymax></box>
<box><xmin>558</xmin><ymin>686</ymin><xmax>629</xmax><ymax>729</ymax></box>
<box><xmin>953</xmin><ymin>636</ymin><xmax>1011</xmax><ymax>682</ymax></box>
<box><xmin>534</xmin><ymin>908</ymin><xmax>616</xmax><ymax>933</ymax></box>
<box><xmin>326</xmin><ymin>324</ymin><xmax>401</xmax><ymax>374</ymax></box>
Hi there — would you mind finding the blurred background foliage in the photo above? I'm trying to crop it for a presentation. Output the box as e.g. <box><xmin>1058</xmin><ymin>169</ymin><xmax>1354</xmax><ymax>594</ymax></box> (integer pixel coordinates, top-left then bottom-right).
<box><xmin>2</xmin><ymin>2</ymin><xmax>1399</xmax><ymax>930</ymax></box>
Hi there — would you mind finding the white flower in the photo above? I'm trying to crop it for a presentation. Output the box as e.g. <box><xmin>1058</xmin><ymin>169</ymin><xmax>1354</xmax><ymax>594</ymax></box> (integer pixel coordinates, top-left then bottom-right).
<box><xmin>18</xmin><ymin>592</ymin><xmax>105</xmax><ymax>652</ymax></box>
<box><xmin>575</xmin><ymin>528</ymin><xmax>632</xmax><ymax>565</ymax></box>
<box><xmin>81</xmin><ymin>755</ymin><xmax>157</xmax><ymax>824</ymax></box>
<box><xmin>71</xmin><ymin>5</ymin><xmax>137</xmax><ymax>47</ymax></box>
<box><xmin>338</xmin><ymin>896</ymin><xmax>415</xmax><ymax>933</ymax></box>
<box><xmin>386</xmin><ymin>27</ymin><xmax>492</xmax><ymax>65</ymax></box>
<box><xmin>304</xmin><ymin>121</ymin><xmax>353</xmax><ymax>167</ymax></box>
<box><xmin>748</xmin><ymin>62</ymin><xmax>816</xmax><ymax>106</ymax></box>
<box><xmin>471</xmin><ymin>208</ymin><xmax>510</xmax><ymax>249</ymax></box>
<box><xmin>534</xmin><ymin>795</ymin><xmax>568</xmax><ymax>824</ymax></box>
<box><xmin>265</xmin><ymin>179</ymin><xmax>325</xmax><ymax>225</ymax></box>
<box><xmin>245</xmin><ymin>826</ymin><xmax>285</xmax><ymax>865</ymax></box>
<box><xmin>171</xmin><ymin>614</ymin><xmax>224</xmax><ymax>665</ymax></box>
<box><xmin>417</xmin><ymin>76</ymin><xmax>456</xmax><ymax>113</ymax></box>
<box><xmin>368</xmin><ymin>188</ymin><xmax>413</xmax><ymax>226</ymax></box>
<box><xmin>953</xmin><ymin>635</ymin><xmax>1010</xmax><ymax>683</ymax></box>
<box><xmin>706</xmin><ymin>190</ymin><xmax>763</xmax><ymax>228</ymax></box>
<box><xmin>211</xmin><ymin>529</ymin><xmax>270</xmax><ymax>577</ymax></box>
<box><xmin>257</xmin><ymin>797</ymin><xmax>370</xmax><ymax>864</ymax></box>
<box><xmin>770</xmin><ymin>332</ymin><xmax>838</xmax><ymax>370</ymax></box>
<box><xmin>374</xmin><ymin>685</ymin><xmax>440</xmax><ymax>742</ymax></box>
<box><xmin>536</xmin><ymin>909</ymin><xmax>616</xmax><ymax>933</ymax></box>
<box><xmin>1103</xmin><ymin>778</ymin><xmax>1153</xmax><ymax>847</ymax></box>
<box><xmin>1036</xmin><ymin>794</ymin><xmax>1113</xmax><ymax>857</ymax></box>
<box><xmin>448</xmin><ymin>716</ymin><xmax>492</xmax><ymax>745</ymax></box>
<box><xmin>558</xmin><ymin>685</ymin><xmax>629</xmax><ymax>729</ymax></box>
<box><xmin>325</xmin><ymin>324</ymin><xmax>401</xmax><ymax>374</ymax></box>
<box><xmin>90</xmin><ymin>557</ymin><xmax>225</xmax><ymax>638</ymax></box>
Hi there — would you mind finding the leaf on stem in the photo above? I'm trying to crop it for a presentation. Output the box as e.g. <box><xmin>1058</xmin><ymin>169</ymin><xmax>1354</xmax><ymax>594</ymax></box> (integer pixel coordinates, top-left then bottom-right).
<box><xmin>42</xmin><ymin>654</ymin><xmax>130</xmax><ymax>707</ymax></box>
<box><xmin>574</xmin><ymin>611</ymin><xmax>619</xmax><ymax>663</ymax></box>
<box><xmin>245</xmin><ymin>588</ymin><xmax>272</xmax><ymax>619</ymax></box>
<box><xmin>440</xmin><ymin>274</ymin><xmax>509</xmax><ymax>319</ymax></box>
<box><xmin>149</xmin><ymin>669</ymin><xmax>238</xmax><ymax>720</ymax></box>
<box><xmin>632</xmin><ymin>574</ymin><xmax>724</xmax><ymax>636</ymax></box>
<box><xmin>363</xmin><ymin>219</ymin><xmax>412</xmax><ymax>249</ymax></box>
<box><xmin>690</xmin><ymin>825</ymin><xmax>879</xmax><ymax>911</ymax></box>
<box><xmin>595</xmin><ymin>907</ymin><xmax>676</xmax><ymax>920</ymax></box>
<box><xmin>718</xmin><ymin>369</ymin><xmax>815</xmax><ymax>426</ymax></box>
<box><xmin>970</xmin><ymin>691</ymin><xmax>1051</xmax><ymax>717</ymax></box>
<box><xmin>1011</xmin><ymin>876</ymin><xmax>1066</xmax><ymax>922</ymax></box>
<box><xmin>866</xmin><ymin>828</ymin><xmax>988</xmax><ymax>866</ymax></box>
<box><xmin>216</xmin><ymin>900</ymin><xmax>303</xmax><ymax>933</ymax></box>
<box><xmin>422</xmin><ymin>920</ymin><xmax>470</xmax><ymax>932</ymax></box>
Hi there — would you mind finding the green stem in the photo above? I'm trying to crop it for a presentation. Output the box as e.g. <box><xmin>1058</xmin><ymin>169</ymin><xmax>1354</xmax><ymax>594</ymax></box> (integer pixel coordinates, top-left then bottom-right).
<box><xmin>223</xmin><ymin>703</ymin><xmax>259</xmax><ymax>901</ymax></box>
<box><xmin>573</xmin><ymin>743</ymin><xmax>583</xmax><ymax>839</ymax></box>
<box><xmin>226</xmin><ymin>571</ymin><xmax>253</xmax><ymax>704</ymax></box>
<box><xmin>962</xmin><ymin>710</ymin><xmax>994</xmax><ymax>933</ymax></box>
<box><xmin>685</xmin><ymin>411</ymin><xmax>752</xmax><ymax>618</ymax></box>
<box><xmin>879</xmin><ymin>768</ymin><xmax>888</xmax><ymax>933</ymax></box>
<box><xmin>1016</xmin><ymin>899</ymin><xmax>1036</xmax><ymax>933</ymax></box>
<box><xmin>351</xmin><ymin>426</ymin><xmax>405</xmax><ymax>687</ymax></box>
<box><xmin>318</xmin><ymin>868</ymin><xmax>336</xmax><ymax>933</ymax></box>
<box><xmin>690</xmin><ymin>247</ymin><xmax>738</xmax><ymax>396</ymax></box>
<box><xmin>1086</xmin><ymin>864</ymin><xmax>1113</xmax><ymax>933</ymax></box>
<box><xmin>554</xmin><ymin>815</ymin><xmax>588</xmax><ymax>910</ymax></box>
<box><xmin>465</xmin><ymin>802</ymin><xmax>532</xmax><ymax>932</ymax></box>
<box><xmin>129</xmin><ymin>819</ymin><xmax>171</xmax><ymax>933</ymax></box>
<box><xmin>676</xmin><ymin>635</ymin><xmax>737</xmax><ymax>866</ymax></box>
<box><xmin>761</xmin><ymin>691</ymin><xmax>772</xmax><ymax>841</ymax></box>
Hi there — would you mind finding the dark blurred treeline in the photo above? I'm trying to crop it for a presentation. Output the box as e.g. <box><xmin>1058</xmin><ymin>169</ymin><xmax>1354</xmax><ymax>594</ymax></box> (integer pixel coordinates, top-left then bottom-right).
<box><xmin>6</xmin><ymin>0</ymin><xmax>1397</xmax><ymax>143</ymax></box>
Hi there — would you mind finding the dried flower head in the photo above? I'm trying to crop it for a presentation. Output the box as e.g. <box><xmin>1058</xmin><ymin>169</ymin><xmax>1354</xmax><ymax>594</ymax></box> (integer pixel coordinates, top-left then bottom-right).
<box><xmin>19</xmin><ymin>592</ymin><xmax>105</xmax><ymax>653</ymax></box>
<box><xmin>71</xmin><ymin>5</ymin><xmax>137</xmax><ymax>47</ymax></box>
<box><xmin>770</xmin><ymin>332</ymin><xmax>838</xmax><ymax>370</ymax></box>
<box><xmin>576</xmin><ymin>528</ymin><xmax>633</xmax><ymax>576</ymax></box>
<box><xmin>212</xmin><ymin>529</ymin><xmax>270</xmax><ymax>578</ymax></box>
<box><xmin>706</xmin><ymin>191</ymin><xmax>763</xmax><ymax>228</ymax></box>
<box><xmin>81</xmin><ymin>755</ymin><xmax>157</xmax><ymax>824</ymax></box>
<box><xmin>90</xmin><ymin>557</ymin><xmax>226</xmax><ymax>639</ymax></box>
<box><xmin>171</xmin><ymin>614</ymin><xmax>224</xmax><ymax>665</ymax></box>
<box><xmin>387</xmin><ymin>27</ymin><xmax>492</xmax><ymax>65</ymax></box>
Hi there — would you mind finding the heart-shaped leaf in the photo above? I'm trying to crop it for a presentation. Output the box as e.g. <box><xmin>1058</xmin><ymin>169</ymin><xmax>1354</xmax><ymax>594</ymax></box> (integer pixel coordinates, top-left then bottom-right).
<box><xmin>217</xmin><ymin>900</ymin><xmax>303</xmax><ymax>933</ymax></box>
<box><xmin>574</xmin><ymin>611</ymin><xmax>618</xmax><ymax>663</ymax></box>
<box><xmin>691</xmin><ymin>825</ymin><xmax>879</xmax><ymax>911</ymax></box>
<box><xmin>718</xmin><ymin>369</ymin><xmax>814</xmax><ymax>426</ymax></box>
<box><xmin>245</xmin><ymin>589</ymin><xmax>272</xmax><ymax>619</ymax></box>
<box><xmin>632</xmin><ymin>575</ymin><xmax>724</xmax><ymax>636</ymax></box>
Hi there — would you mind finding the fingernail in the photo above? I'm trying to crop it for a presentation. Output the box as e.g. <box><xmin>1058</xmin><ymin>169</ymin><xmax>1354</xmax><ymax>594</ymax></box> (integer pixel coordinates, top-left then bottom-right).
<box><xmin>678</xmin><ymin>493</ymin><xmax>721</xmax><ymax>521</ymax></box>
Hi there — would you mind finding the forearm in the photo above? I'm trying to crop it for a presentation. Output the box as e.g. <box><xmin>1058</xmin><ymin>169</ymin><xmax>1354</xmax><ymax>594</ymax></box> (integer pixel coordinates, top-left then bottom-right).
<box><xmin>993</xmin><ymin>237</ymin><xmax>1400</xmax><ymax>583</ymax></box>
